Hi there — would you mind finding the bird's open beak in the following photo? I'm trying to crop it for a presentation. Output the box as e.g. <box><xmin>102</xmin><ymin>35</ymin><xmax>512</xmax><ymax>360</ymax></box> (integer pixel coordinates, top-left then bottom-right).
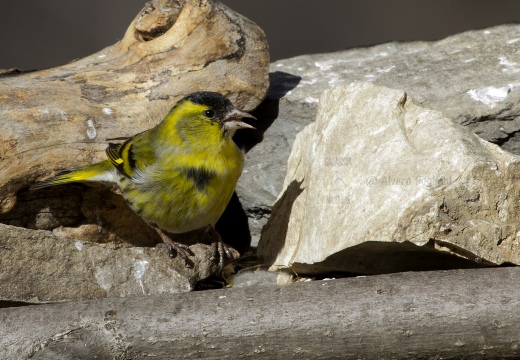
<box><xmin>223</xmin><ymin>107</ymin><xmax>256</xmax><ymax>131</ymax></box>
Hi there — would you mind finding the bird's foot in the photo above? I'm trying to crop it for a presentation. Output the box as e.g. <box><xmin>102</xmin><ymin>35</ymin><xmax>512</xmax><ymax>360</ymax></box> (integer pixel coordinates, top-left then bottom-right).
<box><xmin>154</xmin><ymin>227</ymin><xmax>194</xmax><ymax>267</ymax></box>
<box><xmin>155</xmin><ymin>242</ymin><xmax>193</xmax><ymax>260</ymax></box>
<box><xmin>207</xmin><ymin>225</ymin><xmax>236</xmax><ymax>273</ymax></box>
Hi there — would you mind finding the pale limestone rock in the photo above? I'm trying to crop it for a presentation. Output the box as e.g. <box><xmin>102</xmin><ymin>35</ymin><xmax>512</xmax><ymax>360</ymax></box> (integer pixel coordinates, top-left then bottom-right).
<box><xmin>258</xmin><ymin>82</ymin><xmax>520</xmax><ymax>275</ymax></box>
<box><xmin>239</xmin><ymin>25</ymin><xmax>520</xmax><ymax>244</ymax></box>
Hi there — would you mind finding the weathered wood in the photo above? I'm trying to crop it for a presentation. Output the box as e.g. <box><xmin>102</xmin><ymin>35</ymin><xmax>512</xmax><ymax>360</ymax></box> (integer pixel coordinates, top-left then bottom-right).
<box><xmin>1</xmin><ymin>267</ymin><xmax>519</xmax><ymax>359</ymax></box>
<box><xmin>0</xmin><ymin>0</ymin><xmax>270</xmax><ymax>214</ymax></box>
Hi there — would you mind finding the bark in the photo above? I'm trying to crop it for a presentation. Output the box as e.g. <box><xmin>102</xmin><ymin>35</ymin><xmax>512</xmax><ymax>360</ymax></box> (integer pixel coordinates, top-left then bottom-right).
<box><xmin>0</xmin><ymin>0</ymin><xmax>270</xmax><ymax>214</ymax></box>
<box><xmin>1</xmin><ymin>267</ymin><xmax>520</xmax><ymax>359</ymax></box>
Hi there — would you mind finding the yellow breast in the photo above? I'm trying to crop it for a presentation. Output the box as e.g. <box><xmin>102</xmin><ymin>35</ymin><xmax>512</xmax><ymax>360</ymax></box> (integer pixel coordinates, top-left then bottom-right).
<box><xmin>118</xmin><ymin>138</ymin><xmax>244</xmax><ymax>233</ymax></box>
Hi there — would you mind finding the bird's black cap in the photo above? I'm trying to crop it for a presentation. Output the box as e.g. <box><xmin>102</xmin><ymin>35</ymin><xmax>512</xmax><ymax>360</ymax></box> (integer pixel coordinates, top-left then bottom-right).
<box><xmin>182</xmin><ymin>91</ymin><xmax>232</xmax><ymax>112</ymax></box>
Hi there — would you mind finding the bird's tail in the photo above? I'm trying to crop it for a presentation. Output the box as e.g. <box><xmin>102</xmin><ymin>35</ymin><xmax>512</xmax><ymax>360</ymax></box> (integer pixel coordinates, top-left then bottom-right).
<box><xmin>30</xmin><ymin>161</ymin><xmax>115</xmax><ymax>190</ymax></box>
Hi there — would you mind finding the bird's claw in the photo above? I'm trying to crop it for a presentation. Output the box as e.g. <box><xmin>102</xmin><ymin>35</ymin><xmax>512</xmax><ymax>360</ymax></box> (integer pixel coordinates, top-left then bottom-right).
<box><xmin>155</xmin><ymin>242</ymin><xmax>193</xmax><ymax>261</ymax></box>
<box><xmin>208</xmin><ymin>226</ymin><xmax>236</xmax><ymax>273</ymax></box>
<box><xmin>154</xmin><ymin>227</ymin><xmax>194</xmax><ymax>267</ymax></box>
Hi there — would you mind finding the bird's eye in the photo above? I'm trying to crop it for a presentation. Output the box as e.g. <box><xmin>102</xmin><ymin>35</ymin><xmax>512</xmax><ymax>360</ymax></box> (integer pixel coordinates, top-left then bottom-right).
<box><xmin>204</xmin><ymin>109</ymin><xmax>215</xmax><ymax>118</ymax></box>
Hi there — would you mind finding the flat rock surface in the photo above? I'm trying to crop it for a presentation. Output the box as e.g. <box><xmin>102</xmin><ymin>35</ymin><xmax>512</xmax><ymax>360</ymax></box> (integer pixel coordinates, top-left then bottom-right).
<box><xmin>0</xmin><ymin>223</ymin><xmax>222</xmax><ymax>303</ymax></box>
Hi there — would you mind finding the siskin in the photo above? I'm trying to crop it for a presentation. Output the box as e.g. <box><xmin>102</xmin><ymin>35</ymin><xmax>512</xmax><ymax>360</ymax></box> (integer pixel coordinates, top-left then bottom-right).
<box><xmin>31</xmin><ymin>91</ymin><xmax>255</xmax><ymax>269</ymax></box>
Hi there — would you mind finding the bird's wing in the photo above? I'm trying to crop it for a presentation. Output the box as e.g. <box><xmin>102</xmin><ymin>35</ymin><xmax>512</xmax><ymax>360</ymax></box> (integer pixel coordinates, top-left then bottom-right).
<box><xmin>106</xmin><ymin>139</ymin><xmax>133</xmax><ymax>178</ymax></box>
<box><xmin>106</xmin><ymin>134</ymin><xmax>156</xmax><ymax>178</ymax></box>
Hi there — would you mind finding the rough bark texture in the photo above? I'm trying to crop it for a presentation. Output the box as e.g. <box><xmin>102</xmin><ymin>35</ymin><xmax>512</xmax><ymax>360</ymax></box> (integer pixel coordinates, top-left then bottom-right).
<box><xmin>0</xmin><ymin>0</ymin><xmax>270</xmax><ymax>214</ymax></box>
<box><xmin>1</xmin><ymin>267</ymin><xmax>520</xmax><ymax>359</ymax></box>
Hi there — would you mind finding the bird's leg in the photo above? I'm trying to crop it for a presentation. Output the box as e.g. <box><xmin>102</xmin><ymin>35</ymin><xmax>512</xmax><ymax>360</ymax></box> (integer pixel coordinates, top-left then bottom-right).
<box><xmin>207</xmin><ymin>225</ymin><xmax>236</xmax><ymax>272</ymax></box>
<box><xmin>154</xmin><ymin>226</ymin><xmax>194</xmax><ymax>262</ymax></box>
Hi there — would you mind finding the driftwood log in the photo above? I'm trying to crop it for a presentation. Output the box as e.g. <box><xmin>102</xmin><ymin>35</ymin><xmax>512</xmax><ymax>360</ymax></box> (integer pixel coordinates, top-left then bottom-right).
<box><xmin>0</xmin><ymin>0</ymin><xmax>270</xmax><ymax>214</ymax></box>
<box><xmin>1</xmin><ymin>267</ymin><xmax>519</xmax><ymax>359</ymax></box>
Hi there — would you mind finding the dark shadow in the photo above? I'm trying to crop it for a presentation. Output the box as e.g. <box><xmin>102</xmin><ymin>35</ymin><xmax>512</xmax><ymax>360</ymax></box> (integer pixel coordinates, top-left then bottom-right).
<box><xmin>219</xmin><ymin>71</ymin><xmax>301</xmax><ymax>253</ymax></box>
<box><xmin>81</xmin><ymin>185</ymin><xmax>160</xmax><ymax>246</ymax></box>
<box><xmin>290</xmin><ymin>240</ymin><xmax>494</xmax><ymax>277</ymax></box>
<box><xmin>257</xmin><ymin>179</ymin><xmax>304</xmax><ymax>264</ymax></box>
<box><xmin>266</xmin><ymin>71</ymin><xmax>303</xmax><ymax>100</ymax></box>
<box><xmin>0</xmin><ymin>300</ymin><xmax>34</xmax><ymax>308</ymax></box>
<box><xmin>0</xmin><ymin>68</ymin><xmax>25</xmax><ymax>77</ymax></box>
<box><xmin>0</xmin><ymin>186</ymin><xmax>85</xmax><ymax>230</ymax></box>
<box><xmin>12</xmin><ymin>184</ymin><xmax>160</xmax><ymax>247</ymax></box>
<box><xmin>215</xmin><ymin>192</ymin><xmax>251</xmax><ymax>254</ymax></box>
<box><xmin>232</xmin><ymin>71</ymin><xmax>301</xmax><ymax>153</ymax></box>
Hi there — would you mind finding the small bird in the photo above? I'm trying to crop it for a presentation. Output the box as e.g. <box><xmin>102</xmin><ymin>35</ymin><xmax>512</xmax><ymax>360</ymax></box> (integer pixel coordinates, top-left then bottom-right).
<box><xmin>31</xmin><ymin>91</ymin><xmax>255</xmax><ymax>269</ymax></box>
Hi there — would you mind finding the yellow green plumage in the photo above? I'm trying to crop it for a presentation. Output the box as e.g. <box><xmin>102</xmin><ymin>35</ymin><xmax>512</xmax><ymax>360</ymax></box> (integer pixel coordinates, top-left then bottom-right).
<box><xmin>31</xmin><ymin>92</ymin><xmax>254</xmax><ymax>264</ymax></box>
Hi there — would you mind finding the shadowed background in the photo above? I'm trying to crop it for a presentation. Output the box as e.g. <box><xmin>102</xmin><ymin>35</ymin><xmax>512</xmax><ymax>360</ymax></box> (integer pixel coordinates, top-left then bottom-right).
<box><xmin>1</xmin><ymin>0</ymin><xmax>519</xmax><ymax>71</ymax></box>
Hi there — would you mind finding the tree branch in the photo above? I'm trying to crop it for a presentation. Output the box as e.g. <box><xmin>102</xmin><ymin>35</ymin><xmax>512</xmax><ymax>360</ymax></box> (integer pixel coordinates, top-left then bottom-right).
<box><xmin>1</xmin><ymin>267</ymin><xmax>519</xmax><ymax>359</ymax></box>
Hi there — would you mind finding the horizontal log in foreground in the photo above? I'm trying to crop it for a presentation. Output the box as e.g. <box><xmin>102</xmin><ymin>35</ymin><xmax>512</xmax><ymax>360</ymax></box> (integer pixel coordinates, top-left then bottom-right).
<box><xmin>1</xmin><ymin>267</ymin><xmax>519</xmax><ymax>359</ymax></box>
